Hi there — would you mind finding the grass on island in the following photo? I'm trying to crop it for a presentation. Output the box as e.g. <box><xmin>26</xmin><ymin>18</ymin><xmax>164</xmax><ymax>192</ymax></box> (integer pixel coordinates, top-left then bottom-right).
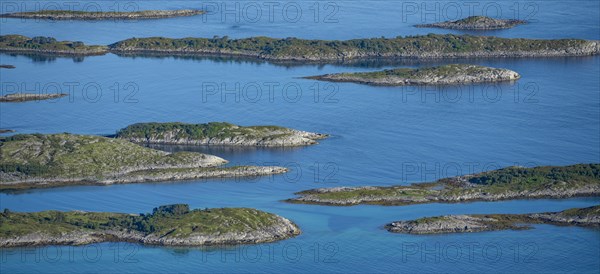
<box><xmin>401</xmin><ymin>205</ymin><xmax>600</xmax><ymax>229</ymax></box>
<box><xmin>116</xmin><ymin>122</ymin><xmax>293</xmax><ymax>141</ymax></box>
<box><xmin>0</xmin><ymin>204</ymin><xmax>281</xmax><ymax>238</ymax></box>
<box><xmin>0</xmin><ymin>133</ymin><xmax>218</xmax><ymax>179</ymax></box>
<box><xmin>333</xmin><ymin>64</ymin><xmax>506</xmax><ymax>80</ymax></box>
<box><xmin>108</xmin><ymin>34</ymin><xmax>592</xmax><ymax>58</ymax></box>
<box><xmin>0</xmin><ymin>35</ymin><xmax>106</xmax><ymax>53</ymax></box>
<box><xmin>291</xmin><ymin>164</ymin><xmax>600</xmax><ymax>204</ymax></box>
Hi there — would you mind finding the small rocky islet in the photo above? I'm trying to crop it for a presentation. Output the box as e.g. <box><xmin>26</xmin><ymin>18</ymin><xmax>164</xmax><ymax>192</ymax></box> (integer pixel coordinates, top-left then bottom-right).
<box><xmin>116</xmin><ymin>122</ymin><xmax>328</xmax><ymax>147</ymax></box>
<box><xmin>386</xmin><ymin>205</ymin><xmax>600</xmax><ymax>234</ymax></box>
<box><xmin>286</xmin><ymin>164</ymin><xmax>600</xmax><ymax>206</ymax></box>
<box><xmin>415</xmin><ymin>16</ymin><xmax>527</xmax><ymax>30</ymax></box>
<box><xmin>0</xmin><ymin>64</ymin><xmax>15</xmax><ymax>69</ymax></box>
<box><xmin>305</xmin><ymin>64</ymin><xmax>520</xmax><ymax>86</ymax></box>
<box><xmin>0</xmin><ymin>133</ymin><xmax>287</xmax><ymax>191</ymax></box>
<box><xmin>0</xmin><ymin>9</ymin><xmax>204</xmax><ymax>20</ymax></box>
<box><xmin>2</xmin><ymin>34</ymin><xmax>599</xmax><ymax>60</ymax></box>
<box><xmin>0</xmin><ymin>204</ymin><xmax>301</xmax><ymax>247</ymax></box>
<box><xmin>0</xmin><ymin>93</ymin><xmax>67</xmax><ymax>102</ymax></box>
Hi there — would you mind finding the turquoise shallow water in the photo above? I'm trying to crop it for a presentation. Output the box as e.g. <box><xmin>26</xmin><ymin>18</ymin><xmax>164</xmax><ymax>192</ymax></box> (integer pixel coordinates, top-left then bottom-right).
<box><xmin>1</xmin><ymin>1</ymin><xmax>600</xmax><ymax>273</ymax></box>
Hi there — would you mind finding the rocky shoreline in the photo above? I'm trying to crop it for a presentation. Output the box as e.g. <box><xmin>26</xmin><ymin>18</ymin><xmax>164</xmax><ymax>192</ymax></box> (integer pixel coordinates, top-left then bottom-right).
<box><xmin>0</xmin><ymin>93</ymin><xmax>67</xmax><ymax>102</ymax></box>
<box><xmin>0</xmin><ymin>205</ymin><xmax>301</xmax><ymax>247</ymax></box>
<box><xmin>0</xmin><ymin>134</ymin><xmax>288</xmax><ymax>191</ymax></box>
<box><xmin>116</xmin><ymin>122</ymin><xmax>328</xmax><ymax>147</ymax></box>
<box><xmin>286</xmin><ymin>164</ymin><xmax>600</xmax><ymax>206</ymax></box>
<box><xmin>305</xmin><ymin>64</ymin><xmax>520</xmax><ymax>86</ymax></box>
<box><xmin>0</xmin><ymin>9</ymin><xmax>204</xmax><ymax>20</ymax></box>
<box><xmin>0</xmin><ymin>166</ymin><xmax>288</xmax><ymax>191</ymax></box>
<box><xmin>386</xmin><ymin>205</ymin><xmax>600</xmax><ymax>234</ymax></box>
<box><xmin>415</xmin><ymin>16</ymin><xmax>527</xmax><ymax>30</ymax></box>
<box><xmin>3</xmin><ymin>34</ymin><xmax>599</xmax><ymax>60</ymax></box>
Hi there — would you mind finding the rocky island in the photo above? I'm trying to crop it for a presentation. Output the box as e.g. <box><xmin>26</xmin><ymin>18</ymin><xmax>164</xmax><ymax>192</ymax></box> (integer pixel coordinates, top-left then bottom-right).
<box><xmin>0</xmin><ymin>35</ymin><xmax>107</xmax><ymax>55</ymax></box>
<box><xmin>0</xmin><ymin>204</ymin><xmax>301</xmax><ymax>247</ymax></box>
<box><xmin>0</xmin><ymin>129</ymin><xmax>15</xmax><ymax>134</ymax></box>
<box><xmin>0</xmin><ymin>93</ymin><xmax>67</xmax><ymax>102</ymax></box>
<box><xmin>108</xmin><ymin>34</ymin><xmax>600</xmax><ymax>61</ymax></box>
<box><xmin>0</xmin><ymin>9</ymin><xmax>204</xmax><ymax>20</ymax></box>
<box><xmin>305</xmin><ymin>64</ymin><xmax>520</xmax><ymax>86</ymax></box>
<box><xmin>386</xmin><ymin>205</ymin><xmax>600</xmax><ymax>234</ymax></box>
<box><xmin>3</xmin><ymin>34</ymin><xmax>599</xmax><ymax>60</ymax></box>
<box><xmin>116</xmin><ymin>122</ymin><xmax>328</xmax><ymax>147</ymax></box>
<box><xmin>415</xmin><ymin>16</ymin><xmax>527</xmax><ymax>30</ymax></box>
<box><xmin>286</xmin><ymin>164</ymin><xmax>600</xmax><ymax>206</ymax></box>
<box><xmin>0</xmin><ymin>64</ymin><xmax>15</xmax><ymax>69</ymax></box>
<box><xmin>0</xmin><ymin>134</ymin><xmax>287</xmax><ymax>191</ymax></box>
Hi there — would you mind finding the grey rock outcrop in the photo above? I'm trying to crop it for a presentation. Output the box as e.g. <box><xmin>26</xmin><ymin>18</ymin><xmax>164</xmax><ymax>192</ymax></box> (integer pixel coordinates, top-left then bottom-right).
<box><xmin>416</xmin><ymin>16</ymin><xmax>526</xmax><ymax>30</ymax></box>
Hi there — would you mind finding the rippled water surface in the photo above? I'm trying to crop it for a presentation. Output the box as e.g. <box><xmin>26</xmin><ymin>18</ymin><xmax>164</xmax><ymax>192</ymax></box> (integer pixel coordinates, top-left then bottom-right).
<box><xmin>1</xmin><ymin>1</ymin><xmax>599</xmax><ymax>273</ymax></box>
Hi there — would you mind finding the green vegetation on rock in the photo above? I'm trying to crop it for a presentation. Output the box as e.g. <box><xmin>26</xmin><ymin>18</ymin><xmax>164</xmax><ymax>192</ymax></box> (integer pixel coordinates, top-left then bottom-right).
<box><xmin>287</xmin><ymin>164</ymin><xmax>600</xmax><ymax>206</ymax></box>
<box><xmin>415</xmin><ymin>16</ymin><xmax>527</xmax><ymax>30</ymax></box>
<box><xmin>116</xmin><ymin>122</ymin><xmax>327</xmax><ymax>146</ymax></box>
<box><xmin>108</xmin><ymin>34</ymin><xmax>600</xmax><ymax>60</ymax></box>
<box><xmin>386</xmin><ymin>205</ymin><xmax>600</xmax><ymax>234</ymax></box>
<box><xmin>0</xmin><ymin>35</ymin><xmax>107</xmax><ymax>55</ymax></box>
<box><xmin>0</xmin><ymin>204</ymin><xmax>301</xmax><ymax>246</ymax></box>
<box><xmin>0</xmin><ymin>133</ymin><xmax>287</xmax><ymax>190</ymax></box>
<box><xmin>306</xmin><ymin>64</ymin><xmax>520</xmax><ymax>86</ymax></box>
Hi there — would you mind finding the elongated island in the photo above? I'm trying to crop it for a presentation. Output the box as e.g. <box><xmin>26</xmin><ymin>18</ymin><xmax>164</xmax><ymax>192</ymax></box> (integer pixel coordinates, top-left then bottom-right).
<box><xmin>0</xmin><ymin>93</ymin><xmax>67</xmax><ymax>102</ymax></box>
<box><xmin>415</xmin><ymin>16</ymin><xmax>527</xmax><ymax>30</ymax></box>
<box><xmin>0</xmin><ymin>204</ymin><xmax>301</xmax><ymax>247</ymax></box>
<box><xmin>305</xmin><ymin>64</ymin><xmax>520</xmax><ymax>86</ymax></box>
<box><xmin>2</xmin><ymin>34</ymin><xmax>599</xmax><ymax>60</ymax></box>
<box><xmin>386</xmin><ymin>205</ymin><xmax>600</xmax><ymax>234</ymax></box>
<box><xmin>0</xmin><ymin>35</ymin><xmax>107</xmax><ymax>55</ymax></box>
<box><xmin>116</xmin><ymin>122</ymin><xmax>328</xmax><ymax>147</ymax></box>
<box><xmin>0</xmin><ymin>9</ymin><xmax>204</xmax><ymax>20</ymax></box>
<box><xmin>286</xmin><ymin>164</ymin><xmax>600</xmax><ymax>206</ymax></box>
<box><xmin>0</xmin><ymin>134</ymin><xmax>287</xmax><ymax>191</ymax></box>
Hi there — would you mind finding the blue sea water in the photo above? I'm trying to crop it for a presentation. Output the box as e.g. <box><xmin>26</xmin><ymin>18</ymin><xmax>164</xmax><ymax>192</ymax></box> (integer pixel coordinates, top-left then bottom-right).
<box><xmin>1</xmin><ymin>1</ymin><xmax>599</xmax><ymax>273</ymax></box>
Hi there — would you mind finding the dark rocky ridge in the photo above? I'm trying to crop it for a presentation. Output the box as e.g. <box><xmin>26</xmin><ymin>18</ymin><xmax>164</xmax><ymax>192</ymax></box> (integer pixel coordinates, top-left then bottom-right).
<box><xmin>0</xmin><ymin>93</ymin><xmax>67</xmax><ymax>102</ymax></box>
